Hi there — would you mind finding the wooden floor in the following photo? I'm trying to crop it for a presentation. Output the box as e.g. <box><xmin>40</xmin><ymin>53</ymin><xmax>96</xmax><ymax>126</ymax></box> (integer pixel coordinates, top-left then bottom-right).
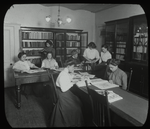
<box><xmin>4</xmin><ymin>85</ymin><xmax>93</xmax><ymax>127</ymax></box>
<box><xmin>4</xmin><ymin>86</ymin><xmax>54</xmax><ymax>127</ymax></box>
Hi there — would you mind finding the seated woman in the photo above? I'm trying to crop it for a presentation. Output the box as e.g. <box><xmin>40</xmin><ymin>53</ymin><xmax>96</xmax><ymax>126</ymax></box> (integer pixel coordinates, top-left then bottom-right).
<box><xmin>49</xmin><ymin>60</ymin><xmax>84</xmax><ymax>127</ymax></box>
<box><xmin>65</xmin><ymin>49</ymin><xmax>81</xmax><ymax>67</ymax></box>
<box><xmin>99</xmin><ymin>44</ymin><xmax>112</xmax><ymax>64</ymax></box>
<box><xmin>13</xmin><ymin>51</ymin><xmax>39</xmax><ymax>73</ymax></box>
<box><xmin>108</xmin><ymin>59</ymin><xmax>127</xmax><ymax>90</ymax></box>
<box><xmin>41</xmin><ymin>52</ymin><xmax>59</xmax><ymax>69</ymax></box>
<box><xmin>12</xmin><ymin>51</ymin><xmax>39</xmax><ymax>95</ymax></box>
<box><xmin>93</xmin><ymin>44</ymin><xmax>112</xmax><ymax>78</ymax></box>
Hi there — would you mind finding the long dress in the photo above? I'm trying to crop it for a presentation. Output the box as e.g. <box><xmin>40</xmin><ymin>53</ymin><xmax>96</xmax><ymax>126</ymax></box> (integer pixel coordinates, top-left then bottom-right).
<box><xmin>49</xmin><ymin>68</ymin><xmax>84</xmax><ymax>127</ymax></box>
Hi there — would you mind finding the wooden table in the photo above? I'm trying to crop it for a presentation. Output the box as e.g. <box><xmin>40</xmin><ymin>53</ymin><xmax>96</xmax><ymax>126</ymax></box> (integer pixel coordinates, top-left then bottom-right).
<box><xmin>77</xmin><ymin>85</ymin><xmax>148</xmax><ymax>126</ymax></box>
<box><xmin>13</xmin><ymin>70</ymin><xmax>51</xmax><ymax>109</ymax></box>
<box><xmin>13</xmin><ymin>67</ymin><xmax>83</xmax><ymax>109</ymax></box>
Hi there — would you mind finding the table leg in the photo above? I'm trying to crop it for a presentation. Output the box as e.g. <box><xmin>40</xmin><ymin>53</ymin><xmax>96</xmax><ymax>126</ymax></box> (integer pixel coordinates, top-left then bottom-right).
<box><xmin>16</xmin><ymin>84</ymin><xmax>21</xmax><ymax>109</ymax></box>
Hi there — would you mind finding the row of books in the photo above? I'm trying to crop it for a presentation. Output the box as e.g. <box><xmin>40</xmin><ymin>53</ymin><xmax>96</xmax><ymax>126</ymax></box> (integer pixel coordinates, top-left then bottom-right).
<box><xmin>23</xmin><ymin>50</ymin><xmax>41</xmax><ymax>56</ymax></box>
<box><xmin>133</xmin><ymin>46</ymin><xmax>147</xmax><ymax>53</ymax></box>
<box><xmin>66</xmin><ymin>48</ymin><xmax>75</xmax><ymax>54</ymax></box>
<box><xmin>22</xmin><ymin>31</ymin><xmax>53</xmax><ymax>39</ymax></box>
<box><xmin>116</xmin><ymin>54</ymin><xmax>125</xmax><ymax>61</ymax></box>
<box><xmin>56</xmin><ymin>34</ymin><xmax>64</xmax><ymax>40</ymax></box>
<box><xmin>66</xmin><ymin>34</ymin><xmax>80</xmax><ymax>40</ymax></box>
<box><xmin>56</xmin><ymin>56</ymin><xmax>65</xmax><ymax>62</ymax></box>
<box><xmin>56</xmin><ymin>49</ymin><xmax>65</xmax><ymax>55</ymax></box>
<box><xmin>22</xmin><ymin>41</ymin><xmax>46</xmax><ymax>48</ymax></box>
<box><xmin>56</xmin><ymin>41</ymin><xmax>65</xmax><ymax>47</ymax></box>
<box><xmin>116</xmin><ymin>35</ymin><xmax>127</xmax><ymax>41</ymax></box>
<box><xmin>66</xmin><ymin>41</ymin><xmax>80</xmax><ymax>47</ymax></box>
<box><xmin>116</xmin><ymin>44</ymin><xmax>126</xmax><ymax>48</ymax></box>
<box><xmin>116</xmin><ymin>48</ymin><xmax>125</xmax><ymax>54</ymax></box>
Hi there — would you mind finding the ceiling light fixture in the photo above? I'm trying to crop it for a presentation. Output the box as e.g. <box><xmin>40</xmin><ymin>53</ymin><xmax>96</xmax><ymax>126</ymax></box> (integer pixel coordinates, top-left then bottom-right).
<box><xmin>45</xmin><ymin>4</ymin><xmax>72</xmax><ymax>27</ymax></box>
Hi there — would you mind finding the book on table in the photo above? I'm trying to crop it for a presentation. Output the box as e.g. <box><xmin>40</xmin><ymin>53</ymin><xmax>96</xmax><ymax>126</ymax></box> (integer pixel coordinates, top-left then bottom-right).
<box><xmin>95</xmin><ymin>90</ymin><xmax>123</xmax><ymax>103</ymax></box>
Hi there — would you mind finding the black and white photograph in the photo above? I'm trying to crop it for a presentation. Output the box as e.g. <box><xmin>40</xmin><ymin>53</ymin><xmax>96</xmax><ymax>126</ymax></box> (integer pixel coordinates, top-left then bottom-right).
<box><xmin>4</xmin><ymin>3</ymin><xmax>148</xmax><ymax>127</ymax></box>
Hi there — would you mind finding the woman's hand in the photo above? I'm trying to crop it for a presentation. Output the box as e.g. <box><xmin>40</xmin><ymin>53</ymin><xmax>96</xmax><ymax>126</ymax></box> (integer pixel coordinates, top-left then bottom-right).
<box><xmin>109</xmin><ymin>80</ymin><xmax>113</xmax><ymax>84</ymax></box>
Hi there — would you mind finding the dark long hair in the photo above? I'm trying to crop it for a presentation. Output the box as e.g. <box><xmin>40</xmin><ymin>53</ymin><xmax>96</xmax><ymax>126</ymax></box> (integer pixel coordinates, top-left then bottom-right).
<box><xmin>18</xmin><ymin>51</ymin><xmax>26</xmax><ymax>59</ymax></box>
<box><xmin>87</xmin><ymin>42</ymin><xmax>97</xmax><ymax>48</ymax></box>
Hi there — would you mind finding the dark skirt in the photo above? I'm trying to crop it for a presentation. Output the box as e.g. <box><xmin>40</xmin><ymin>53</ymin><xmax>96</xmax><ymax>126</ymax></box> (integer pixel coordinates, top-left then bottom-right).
<box><xmin>49</xmin><ymin>87</ymin><xmax>84</xmax><ymax>127</ymax></box>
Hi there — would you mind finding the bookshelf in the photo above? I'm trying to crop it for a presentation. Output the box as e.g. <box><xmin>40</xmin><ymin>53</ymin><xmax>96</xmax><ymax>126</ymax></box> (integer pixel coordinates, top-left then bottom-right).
<box><xmin>105</xmin><ymin>19</ymin><xmax>129</xmax><ymax>61</ymax></box>
<box><xmin>20</xmin><ymin>27</ymin><xmax>88</xmax><ymax>67</ymax></box>
<box><xmin>131</xmin><ymin>14</ymin><xmax>148</xmax><ymax>63</ymax></box>
<box><xmin>115</xmin><ymin>20</ymin><xmax>129</xmax><ymax>61</ymax></box>
<box><xmin>104</xmin><ymin>14</ymin><xmax>148</xmax><ymax>98</ymax></box>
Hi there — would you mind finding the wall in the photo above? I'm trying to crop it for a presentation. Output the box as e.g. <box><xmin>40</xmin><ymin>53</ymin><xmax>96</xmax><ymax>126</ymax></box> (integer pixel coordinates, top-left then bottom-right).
<box><xmin>95</xmin><ymin>4</ymin><xmax>145</xmax><ymax>51</ymax></box>
<box><xmin>4</xmin><ymin>4</ymin><xmax>95</xmax><ymax>56</ymax></box>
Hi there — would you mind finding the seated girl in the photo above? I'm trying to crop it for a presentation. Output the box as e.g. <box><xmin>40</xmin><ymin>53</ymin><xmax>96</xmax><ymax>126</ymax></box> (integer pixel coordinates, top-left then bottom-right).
<box><xmin>49</xmin><ymin>60</ymin><xmax>84</xmax><ymax>127</ymax></box>
<box><xmin>13</xmin><ymin>51</ymin><xmax>39</xmax><ymax>73</ymax></box>
<box><xmin>41</xmin><ymin>52</ymin><xmax>59</xmax><ymax>69</ymax></box>
<box><xmin>12</xmin><ymin>51</ymin><xmax>39</xmax><ymax>95</ymax></box>
<box><xmin>108</xmin><ymin>59</ymin><xmax>127</xmax><ymax>90</ymax></box>
<box><xmin>65</xmin><ymin>49</ymin><xmax>82</xmax><ymax>67</ymax></box>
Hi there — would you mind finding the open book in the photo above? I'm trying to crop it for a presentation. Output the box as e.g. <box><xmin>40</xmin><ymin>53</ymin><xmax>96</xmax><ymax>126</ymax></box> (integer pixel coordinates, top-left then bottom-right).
<box><xmin>26</xmin><ymin>69</ymin><xmax>46</xmax><ymax>73</ymax></box>
<box><xmin>91</xmin><ymin>78</ymin><xmax>119</xmax><ymax>90</ymax></box>
<box><xmin>95</xmin><ymin>90</ymin><xmax>123</xmax><ymax>103</ymax></box>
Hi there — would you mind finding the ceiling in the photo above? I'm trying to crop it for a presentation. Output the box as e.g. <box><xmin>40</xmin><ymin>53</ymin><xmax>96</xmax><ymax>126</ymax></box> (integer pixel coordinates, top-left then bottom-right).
<box><xmin>41</xmin><ymin>4</ymin><xmax>121</xmax><ymax>13</ymax></box>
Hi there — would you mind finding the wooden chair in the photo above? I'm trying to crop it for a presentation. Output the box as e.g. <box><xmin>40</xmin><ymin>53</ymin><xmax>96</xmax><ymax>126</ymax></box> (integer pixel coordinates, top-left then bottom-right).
<box><xmin>47</xmin><ymin>69</ymin><xmax>59</xmax><ymax>106</ymax></box>
<box><xmin>85</xmin><ymin>80</ymin><xmax>111</xmax><ymax>127</ymax></box>
<box><xmin>125</xmin><ymin>68</ymin><xmax>133</xmax><ymax>91</ymax></box>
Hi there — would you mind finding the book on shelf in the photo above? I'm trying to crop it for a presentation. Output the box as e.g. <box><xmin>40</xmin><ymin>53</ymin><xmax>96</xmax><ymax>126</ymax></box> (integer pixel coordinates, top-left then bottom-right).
<box><xmin>22</xmin><ymin>31</ymin><xmax>53</xmax><ymax>39</ymax></box>
<box><xmin>22</xmin><ymin>41</ymin><xmax>45</xmax><ymax>48</ymax></box>
<box><xmin>66</xmin><ymin>34</ymin><xmax>80</xmax><ymax>40</ymax></box>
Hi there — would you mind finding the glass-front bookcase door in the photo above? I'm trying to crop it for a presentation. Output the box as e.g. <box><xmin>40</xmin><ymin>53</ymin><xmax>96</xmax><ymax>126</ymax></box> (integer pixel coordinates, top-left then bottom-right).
<box><xmin>55</xmin><ymin>32</ymin><xmax>65</xmax><ymax>63</ymax></box>
<box><xmin>132</xmin><ymin>15</ymin><xmax>148</xmax><ymax>63</ymax></box>
<box><xmin>105</xmin><ymin>23</ymin><xmax>115</xmax><ymax>57</ymax></box>
<box><xmin>115</xmin><ymin>20</ymin><xmax>129</xmax><ymax>61</ymax></box>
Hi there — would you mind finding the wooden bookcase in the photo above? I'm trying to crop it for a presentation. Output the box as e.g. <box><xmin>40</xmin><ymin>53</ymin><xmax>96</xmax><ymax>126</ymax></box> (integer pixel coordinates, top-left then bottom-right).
<box><xmin>19</xmin><ymin>27</ymin><xmax>88</xmax><ymax>67</ymax></box>
<box><xmin>105</xmin><ymin>18</ymin><xmax>129</xmax><ymax>70</ymax></box>
<box><xmin>105</xmin><ymin>14</ymin><xmax>148</xmax><ymax>98</ymax></box>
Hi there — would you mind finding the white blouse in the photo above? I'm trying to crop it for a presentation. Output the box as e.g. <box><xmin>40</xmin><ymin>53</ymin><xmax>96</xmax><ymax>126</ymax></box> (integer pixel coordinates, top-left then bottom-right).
<box><xmin>56</xmin><ymin>68</ymin><xmax>74</xmax><ymax>92</ymax></box>
<box><xmin>83</xmin><ymin>48</ymin><xmax>100</xmax><ymax>60</ymax></box>
<box><xmin>41</xmin><ymin>58</ymin><xmax>58</xmax><ymax>69</ymax></box>
<box><xmin>99</xmin><ymin>51</ymin><xmax>112</xmax><ymax>63</ymax></box>
<box><xmin>12</xmin><ymin>60</ymin><xmax>34</xmax><ymax>71</ymax></box>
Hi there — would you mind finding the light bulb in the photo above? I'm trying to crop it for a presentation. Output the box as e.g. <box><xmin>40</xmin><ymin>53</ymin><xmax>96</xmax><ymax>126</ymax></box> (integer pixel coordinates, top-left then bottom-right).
<box><xmin>66</xmin><ymin>17</ymin><xmax>71</xmax><ymax>23</ymax></box>
<box><xmin>46</xmin><ymin>16</ymin><xmax>51</xmax><ymax>22</ymax></box>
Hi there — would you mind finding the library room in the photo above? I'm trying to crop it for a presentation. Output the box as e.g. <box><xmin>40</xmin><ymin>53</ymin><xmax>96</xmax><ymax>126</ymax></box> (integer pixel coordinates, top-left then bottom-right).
<box><xmin>4</xmin><ymin>3</ymin><xmax>148</xmax><ymax>127</ymax></box>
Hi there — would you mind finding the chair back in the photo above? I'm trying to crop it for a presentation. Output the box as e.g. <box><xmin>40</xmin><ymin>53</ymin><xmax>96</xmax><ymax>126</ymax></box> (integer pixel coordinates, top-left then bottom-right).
<box><xmin>125</xmin><ymin>68</ymin><xmax>133</xmax><ymax>91</ymax></box>
<box><xmin>85</xmin><ymin>80</ymin><xmax>111</xmax><ymax>126</ymax></box>
<box><xmin>47</xmin><ymin>69</ymin><xmax>59</xmax><ymax>105</ymax></box>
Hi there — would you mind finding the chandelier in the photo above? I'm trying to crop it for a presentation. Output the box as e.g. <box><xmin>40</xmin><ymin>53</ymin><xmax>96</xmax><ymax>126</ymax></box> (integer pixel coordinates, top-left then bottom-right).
<box><xmin>45</xmin><ymin>4</ymin><xmax>72</xmax><ymax>27</ymax></box>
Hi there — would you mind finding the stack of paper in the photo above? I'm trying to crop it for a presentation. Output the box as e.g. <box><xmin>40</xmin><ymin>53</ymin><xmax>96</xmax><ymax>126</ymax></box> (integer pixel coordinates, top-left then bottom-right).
<box><xmin>95</xmin><ymin>90</ymin><xmax>123</xmax><ymax>103</ymax></box>
<box><xmin>107</xmin><ymin>90</ymin><xmax>123</xmax><ymax>103</ymax></box>
<box><xmin>79</xmin><ymin>72</ymin><xmax>95</xmax><ymax>78</ymax></box>
<box><xmin>26</xmin><ymin>69</ymin><xmax>46</xmax><ymax>73</ymax></box>
<box><xmin>91</xmin><ymin>79</ymin><xmax>119</xmax><ymax>90</ymax></box>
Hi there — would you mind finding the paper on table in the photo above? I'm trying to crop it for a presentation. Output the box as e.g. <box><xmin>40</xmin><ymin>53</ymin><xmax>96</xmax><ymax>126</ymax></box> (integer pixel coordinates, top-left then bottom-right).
<box><xmin>91</xmin><ymin>78</ymin><xmax>108</xmax><ymax>84</ymax></box>
<box><xmin>107</xmin><ymin>90</ymin><xmax>123</xmax><ymax>103</ymax></box>
<box><xmin>95</xmin><ymin>90</ymin><xmax>123</xmax><ymax>103</ymax></box>
<box><xmin>54</xmin><ymin>68</ymin><xmax>64</xmax><ymax>72</ymax></box>
<box><xmin>76</xmin><ymin>79</ymin><xmax>91</xmax><ymax>87</ymax></box>
<box><xmin>91</xmin><ymin>80</ymin><xmax>119</xmax><ymax>90</ymax></box>
<box><xmin>78</xmin><ymin>72</ymin><xmax>95</xmax><ymax>78</ymax></box>
<box><xmin>26</xmin><ymin>69</ymin><xmax>46</xmax><ymax>73</ymax></box>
